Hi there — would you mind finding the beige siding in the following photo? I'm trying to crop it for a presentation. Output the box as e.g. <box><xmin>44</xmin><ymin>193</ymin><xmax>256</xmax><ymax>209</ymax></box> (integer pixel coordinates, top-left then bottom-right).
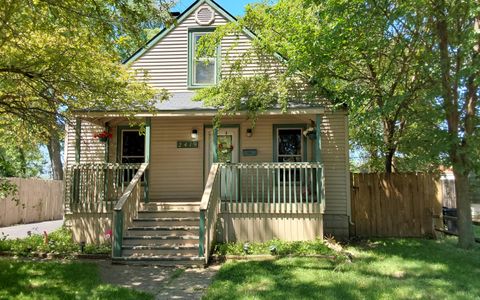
<box><xmin>220</xmin><ymin>208</ymin><xmax>323</xmax><ymax>242</ymax></box>
<box><xmin>131</xmin><ymin>3</ymin><xmax>272</xmax><ymax>91</ymax></box>
<box><xmin>65</xmin><ymin>119</ymin><xmax>106</xmax><ymax>166</ymax></box>
<box><xmin>93</xmin><ymin>113</ymin><xmax>349</xmax><ymax>218</ymax></box>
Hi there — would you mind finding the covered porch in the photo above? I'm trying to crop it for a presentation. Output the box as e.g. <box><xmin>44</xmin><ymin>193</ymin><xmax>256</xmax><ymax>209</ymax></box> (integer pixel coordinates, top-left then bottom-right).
<box><xmin>64</xmin><ymin>111</ymin><xmax>326</xmax><ymax>263</ymax></box>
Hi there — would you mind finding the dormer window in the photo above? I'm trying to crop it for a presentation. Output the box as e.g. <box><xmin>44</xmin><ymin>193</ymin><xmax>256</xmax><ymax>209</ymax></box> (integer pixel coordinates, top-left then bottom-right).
<box><xmin>188</xmin><ymin>29</ymin><xmax>219</xmax><ymax>87</ymax></box>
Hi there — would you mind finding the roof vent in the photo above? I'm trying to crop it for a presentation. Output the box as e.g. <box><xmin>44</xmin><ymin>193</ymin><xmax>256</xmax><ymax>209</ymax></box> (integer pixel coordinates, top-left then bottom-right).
<box><xmin>195</xmin><ymin>6</ymin><xmax>215</xmax><ymax>25</ymax></box>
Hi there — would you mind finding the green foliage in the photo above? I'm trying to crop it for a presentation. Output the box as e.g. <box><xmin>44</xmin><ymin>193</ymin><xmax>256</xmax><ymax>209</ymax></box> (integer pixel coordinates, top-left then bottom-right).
<box><xmin>0</xmin><ymin>227</ymin><xmax>111</xmax><ymax>256</ymax></box>
<box><xmin>0</xmin><ymin>0</ymin><xmax>172</xmax><ymax>178</ymax></box>
<box><xmin>205</xmin><ymin>238</ymin><xmax>480</xmax><ymax>299</ymax></box>
<box><xmin>0</xmin><ymin>178</ymin><xmax>18</xmax><ymax>201</ymax></box>
<box><xmin>0</xmin><ymin>259</ymin><xmax>153</xmax><ymax>299</ymax></box>
<box><xmin>214</xmin><ymin>238</ymin><xmax>334</xmax><ymax>256</ymax></box>
<box><xmin>196</xmin><ymin>0</ymin><xmax>456</xmax><ymax>172</ymax></box>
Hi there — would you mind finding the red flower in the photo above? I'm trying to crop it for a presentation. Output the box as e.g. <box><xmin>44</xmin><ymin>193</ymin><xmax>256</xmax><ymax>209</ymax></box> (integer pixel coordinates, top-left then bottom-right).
<box><xmin>93</xmin><ymin>131</ymin><xmax>112</xmax><ymax>139</ymax></box>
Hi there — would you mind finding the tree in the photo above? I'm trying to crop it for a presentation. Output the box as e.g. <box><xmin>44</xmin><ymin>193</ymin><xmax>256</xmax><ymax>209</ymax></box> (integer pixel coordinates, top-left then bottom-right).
<box><xmin>0</xmin><ymin>0</ymin><xmax>172</xmax><ymax>179</ymax></box>
<box><xmin>427</xmin><ymin>0</ymin><xmax>479</xmax><ymax>248</ymax></box>
<box><xmin>0</xmin><ymin>116</ymin><xmax>45</xmax><ymax>177</ymax></box>
<box><xmin>195</xmin><ymin>0</ymin><xmax>444</xmax><ymax>173</ymax></box>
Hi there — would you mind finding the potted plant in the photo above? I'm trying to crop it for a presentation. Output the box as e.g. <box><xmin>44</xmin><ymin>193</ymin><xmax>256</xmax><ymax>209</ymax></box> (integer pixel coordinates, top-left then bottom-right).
<box><xmin>93</xmin><ymin>130</ymin><xmax>112</xmax><ymax>142</ymax></box>
<box><xmin>303</xmin><ymin>127</ymin><xmax>317</xmax><ymax>140</ymax></box>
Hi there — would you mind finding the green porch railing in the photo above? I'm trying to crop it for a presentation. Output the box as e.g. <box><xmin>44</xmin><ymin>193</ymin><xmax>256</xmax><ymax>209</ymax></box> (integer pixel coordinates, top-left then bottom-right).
<box><xmin>198</xmin><ymin>162</ymin><xmax>324</xmax><ymax>262</ymax></box>
<box><xmin>112</xmin><ymin>162</ymin><xmax>148</xmax><ymax>258</ymax></box>
<box><xmin>65</xmin><ymin>163</ymin><xmax>143</xmax><ymax>213</ymax></box>
<box><xmin>112</xmin><ymin>163</ymin><xmax>148</xmax><ymax>257</ymax></box>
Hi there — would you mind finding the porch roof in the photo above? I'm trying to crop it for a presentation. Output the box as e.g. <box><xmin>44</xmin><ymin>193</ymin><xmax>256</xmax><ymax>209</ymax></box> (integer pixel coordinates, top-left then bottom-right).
<box><xmin>75</xmin><ymin>92</ymin><xmax>327</xmax><ymax>119</ymax></box>
<box><xmin>155</xmin><ymin>92</ymin><xmax>323</xmax><ymax>111</ymax></box>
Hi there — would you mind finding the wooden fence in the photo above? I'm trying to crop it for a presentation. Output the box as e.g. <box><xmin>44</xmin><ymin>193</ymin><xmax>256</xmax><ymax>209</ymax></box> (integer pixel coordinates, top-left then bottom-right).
<box><xmin>350</xmin><ymin>173</ymin><xmax>443</xmax><ymax>237</ymax></box>
<box><xmin>0</xmin><ymin>178</ymin><xmax>63</xmax><ymax>227</ymax></box>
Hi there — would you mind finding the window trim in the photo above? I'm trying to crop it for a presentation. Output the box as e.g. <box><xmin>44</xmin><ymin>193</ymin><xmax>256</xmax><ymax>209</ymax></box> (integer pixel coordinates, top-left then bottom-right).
<box><xmin>116</xmin><ymin>126</ymin><xmax>145</xmax><ymax>163</ymax></box>
<box><xmin>272</xmin><ymin>124</ymin><xmax>308</xmax><ymax>162</ymax></box>
<box><xmin>188</xmin><ymin>27</ymin><xmax>221</xmax><ymax>88</ymax></box>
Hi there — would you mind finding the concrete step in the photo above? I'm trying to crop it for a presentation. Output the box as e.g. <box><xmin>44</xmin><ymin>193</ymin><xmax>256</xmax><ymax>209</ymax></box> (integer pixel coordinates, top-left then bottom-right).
<box><xmin>137</xmin><ymin>210</ymin><xmax>199</xmax><ymax>218</ymax></box>
<box><xmin>140</xmin><ymin>202</ymin><xmax>200</xmax><ymax>212</ymax></box>
<box><xmin>122</xmin><ymin>235</ymin><xmax>199</xmax><ymax>246</ymax></box>
<box><xmin>122</xmin><ymin>245</ymin><xmax>199</xmax><ymax>256</ymax></box>
<box><xmin>112</xmin><ymin>255</ymin><xmax>204</xmax><ymax>266</ymax></box>
<box><xmin>132</xmin><ymin>217</ymin><xmax>200</xmax><ymax>227</ymax></box>
<box><xmin>126</xmin><ymin>226</ymin><xmax>199</xmax><ymax>237</ymax></box>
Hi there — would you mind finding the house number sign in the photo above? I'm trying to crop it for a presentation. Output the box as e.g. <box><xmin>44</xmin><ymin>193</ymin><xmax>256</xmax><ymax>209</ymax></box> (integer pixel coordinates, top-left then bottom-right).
<box><xmin>177</xmin><ymin>141</ymin><xmax>198</xmax><ymax>148</ymax></box>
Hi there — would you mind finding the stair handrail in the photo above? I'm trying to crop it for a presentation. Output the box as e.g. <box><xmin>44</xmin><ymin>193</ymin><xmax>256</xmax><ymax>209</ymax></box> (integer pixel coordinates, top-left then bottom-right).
<box><xmin>112</xmin><ymin>162</ymin><xmax>149</xmax><ymax>258</ymax></box>
<box><xmin>199</xmin><ymin>163</ymin><xmax>221</xmax><ymax>263</ymax></box>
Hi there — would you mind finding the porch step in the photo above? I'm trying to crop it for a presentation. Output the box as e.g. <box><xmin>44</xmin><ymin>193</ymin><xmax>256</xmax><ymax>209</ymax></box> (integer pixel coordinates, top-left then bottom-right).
<box><xmin>126</xmin><ymin>226</ymin><xmax>199</xmax><ymax>237</ymax></box>
<box><xmin>141</xmin><ymin>202</ymin><xmax>200</xmax><ymax>212</ymax></box>
<box><xmin>122</xmin><ymin>235</ymin><xmax>199</xmax><ymax>246</ymax></box>
<box><xmin>112</xmin><ymin>255</ymin><xmax>204</xmax><ymax>267</ymax></box>
<box><xmin>118</xmin><ymin>201</ymin><xmax>203</xmax><ymax>266</ymax></box>
<box><xmin>137</xmin><ymin>210</ymin><xmax>199</xmax><ymax>218</ymax></box>
<box><xmin>132</xmin><ymin>217</ymin><xmax>200</xmax><ymax>226</ymax></box>
<box><xmin>122</xmin><ymin>245</ymin><xmax>199</xmax><ymax>256</ymax></box>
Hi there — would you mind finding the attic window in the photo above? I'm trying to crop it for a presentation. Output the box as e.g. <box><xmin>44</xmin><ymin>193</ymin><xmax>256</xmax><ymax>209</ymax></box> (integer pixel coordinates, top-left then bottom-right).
<box><xmin>195</xmin><ymin>7</ymin><xmax>214</xmax><ymax>25</ymax></box>
<box><xmin>189</xmin><ymin>30</ymin><xmax>218</xmax><ymax>87</ymax></box>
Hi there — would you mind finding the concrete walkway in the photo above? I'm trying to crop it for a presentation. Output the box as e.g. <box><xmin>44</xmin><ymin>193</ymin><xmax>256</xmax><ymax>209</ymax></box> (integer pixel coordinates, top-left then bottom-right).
<box><xmin>0</xmin><ymin>219</ymin><xmax>64</xmax><ymax>239</ymax></box>
<box><xmin>95</xmin><ymin>260</ymin><xmax>219</xmax><ymax>299</ymax></box>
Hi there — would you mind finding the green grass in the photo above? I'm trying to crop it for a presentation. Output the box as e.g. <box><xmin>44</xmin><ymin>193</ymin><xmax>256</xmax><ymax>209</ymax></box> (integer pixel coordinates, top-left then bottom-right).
<box><xmin>474</xmin><ymin>225</ymin><xmax>480</xmax><ymax>238</ymax></box>
<box><xmin>204</xmin><ymin>238</ymin><xmax>480</xmax><ymax>299</ymax></box>
<box><xmin>0</xmin><ymin>258</ymin><xmax>152</xmax><ymax>300</ymax></box>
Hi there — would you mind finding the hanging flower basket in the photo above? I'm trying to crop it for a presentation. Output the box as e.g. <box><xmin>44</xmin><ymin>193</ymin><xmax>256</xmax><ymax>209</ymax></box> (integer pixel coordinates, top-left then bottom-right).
<box><xmin>93</xmin><ymin>131</ymin><xmax>112</xmax><ymax>142</ymax></box>
<box><xmin>303</xmin><ymin>127</ymin><xmax>317</xmax><ymax>140</ymax></box>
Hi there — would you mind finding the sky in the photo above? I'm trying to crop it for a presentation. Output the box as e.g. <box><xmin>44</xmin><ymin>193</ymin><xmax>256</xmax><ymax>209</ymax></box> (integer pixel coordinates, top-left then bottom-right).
<box><xmin>173</xmin><ymin>0</ymin><xmax>258</xmax><ymax>16</ymax></box>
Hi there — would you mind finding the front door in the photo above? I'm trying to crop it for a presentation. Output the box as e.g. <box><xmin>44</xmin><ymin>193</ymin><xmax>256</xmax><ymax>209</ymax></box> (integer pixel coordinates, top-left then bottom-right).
<box><xmin>205</xmin><ymin>128</ymin><xmax>239</xmax><ymax>197</ymax></box>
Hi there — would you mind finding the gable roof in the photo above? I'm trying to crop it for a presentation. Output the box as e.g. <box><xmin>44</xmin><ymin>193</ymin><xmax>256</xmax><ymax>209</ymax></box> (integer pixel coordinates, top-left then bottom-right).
<box><xmin>123</xmin><ymin>0</ymin><xmax>255</xmax><ymax>64</ymax></box>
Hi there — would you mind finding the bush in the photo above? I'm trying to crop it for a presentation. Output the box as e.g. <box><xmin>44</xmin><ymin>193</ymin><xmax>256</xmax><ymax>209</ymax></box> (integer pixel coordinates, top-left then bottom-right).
<box><xmin>0</xmin><ymin>226</ymin><xmax>111</xmax><ymax>257</ymax></box>
<box><xmin>214</xmin><ymin>238</ymin><xmax>334</xmax><ymax>256</ymax></box>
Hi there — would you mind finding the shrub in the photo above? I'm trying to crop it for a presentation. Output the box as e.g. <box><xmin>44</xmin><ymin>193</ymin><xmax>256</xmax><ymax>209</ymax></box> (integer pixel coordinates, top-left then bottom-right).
<box><xmin>0</xmin><ymin>226</ymin><xmax>111</xmax><ymax>257</ymax></box>
<box><xmin>214</xmin><ymin>238</ymin><xmax>334</xmax><ymax>256</ymax></box>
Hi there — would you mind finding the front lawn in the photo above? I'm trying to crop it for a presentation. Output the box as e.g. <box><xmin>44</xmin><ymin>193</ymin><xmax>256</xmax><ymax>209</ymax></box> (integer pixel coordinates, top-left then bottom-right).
<box><xmin>204</xmin><ymin>238</ymin><xmax>480</xmax><ymax>299</ymax></box>
<box><xmin>0</xmin><ymin>259</ymin><xmax>152</xmax><ymax>300</ymax></box>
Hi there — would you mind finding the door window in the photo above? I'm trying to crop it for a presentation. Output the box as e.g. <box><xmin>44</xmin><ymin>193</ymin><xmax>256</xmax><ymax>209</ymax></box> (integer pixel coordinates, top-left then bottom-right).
<box><xmin>121</xmin><ymin>130</ymin><xmax>145</xmax><ymax>163</ymax></box>
<box><xmin>276</xmin><ymin>128</ymin><xmax>303</xmax><ymax>162</ymax></box>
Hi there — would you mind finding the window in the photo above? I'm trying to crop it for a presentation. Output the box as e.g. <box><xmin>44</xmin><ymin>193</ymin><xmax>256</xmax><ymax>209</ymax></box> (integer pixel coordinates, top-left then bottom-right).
<box><xmin>276</xmin><ymin>128</ymin><xmax>303</xmax><ymax>162</ymax></box>
<box><xmin>189</xmin><ymin>30</ymin><xmax>218</xmax><ymax>86</ymax></box>
<box><xmin>121</xmin><ymin>130</ymin><xmax>145</xmax><ymax>163</ymax></box>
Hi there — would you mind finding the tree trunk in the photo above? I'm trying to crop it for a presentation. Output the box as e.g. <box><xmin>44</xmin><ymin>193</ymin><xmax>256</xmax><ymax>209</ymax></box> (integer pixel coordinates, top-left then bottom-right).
<box><xmin>384</xmin><ymin>148</ymin><xmax>395</xmax><ymax>173</ymax></box>
<box><xmin>47</xmin><ymin>133</ymin><xmax>63</xmax><ymax>180</ymax></box>
<box><xmin>452</xmin><ymin>169</ymin><xmax>475</xmax><ymax>248</ymax></box>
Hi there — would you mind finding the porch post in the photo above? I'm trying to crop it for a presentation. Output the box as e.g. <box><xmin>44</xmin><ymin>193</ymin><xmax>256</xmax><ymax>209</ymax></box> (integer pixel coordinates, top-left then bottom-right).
<box><xmin>315</xmin><ymin>114</ymin><xmax>324</xmax><ymax>205</ymax></box>
<box><xmin>73</xmin><ymin>118</ymin><xmax>82</xmax><ymax>204</ymax></box>
<box><xmin>144</xmin><ymin>117</ymin><xmax>151</xmax><ymax>203</ymax></box>
<box><xmin>75</xmin><ymin>117</ymin><xmax>81</xmax><ymax>163</ymax></box>
<box><xmin>213</xmin><ymin>127</ymin><xmax>218</xmax><ymax>163</ymax></box>
<box><xmin>315</xmin><ymin>114</ymin><xmax>322</xmax><ymax>163</ymax></box>
<box><xmin>104</xmin><ymin>122</ymin><xmax>110</xmax><ymax>163</ymax></box>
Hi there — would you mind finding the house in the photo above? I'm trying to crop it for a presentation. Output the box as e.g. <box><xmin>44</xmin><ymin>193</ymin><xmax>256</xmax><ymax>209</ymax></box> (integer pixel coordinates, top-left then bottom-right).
<box><xmin>63</xmin><ymin>0</ymin><xmax>350</xmax><ymax>265</ymax></box>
